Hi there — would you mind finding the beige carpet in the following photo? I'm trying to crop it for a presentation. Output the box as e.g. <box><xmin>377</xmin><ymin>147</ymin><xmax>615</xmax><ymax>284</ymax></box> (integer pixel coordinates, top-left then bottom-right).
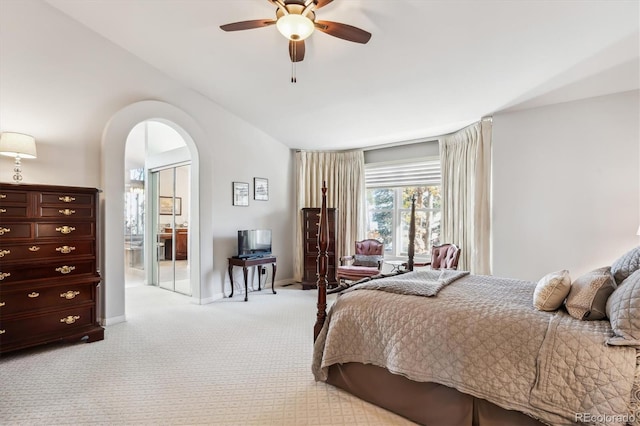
<box><xmin>0</xmin><ymin>285</ymin><xmax>413</xmax><ymax>425</ymax></box>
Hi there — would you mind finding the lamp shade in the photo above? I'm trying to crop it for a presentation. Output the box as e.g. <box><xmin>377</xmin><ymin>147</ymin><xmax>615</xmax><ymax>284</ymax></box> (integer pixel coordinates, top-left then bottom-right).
<box><xmin>0</xmin><ymin>132</ymin><xmax>37</xmax><ymax>159</ymax></box>
<box><xmin>276</xmin><ymin>14</ymin><xmax>315</xmax><ymax>41</ymax></box>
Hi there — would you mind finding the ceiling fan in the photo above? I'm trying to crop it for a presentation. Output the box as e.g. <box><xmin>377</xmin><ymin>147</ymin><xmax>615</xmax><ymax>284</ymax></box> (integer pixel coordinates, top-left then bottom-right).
<box><xmin>220</xmin><ymin>0</ymin><xmax>371</xmax><ymax>82</ymax></box>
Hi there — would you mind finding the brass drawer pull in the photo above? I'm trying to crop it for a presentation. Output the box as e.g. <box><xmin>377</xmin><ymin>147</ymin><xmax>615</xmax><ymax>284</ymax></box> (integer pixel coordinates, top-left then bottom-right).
<box><xmin>55</xmin><ymin>265</ymin><xmax>76</xmax><ymax>274</ymax></box>
<box><xmin>0</xmin><ymin>208</ymin><xmax>6</xmax><ymax>213</ymax></box>
<box><xmin>0</xmin><ymin>228</ymin><xmax>10</xmax><ymax>236</ymax></box>
<box><xmin>0</xmin><ymin>330</ymin><xmax>5</xmax><ymax>334</ymax></box>
<box><xmin>0</xmin><ymin>272</ymin><xmax>10</xmax><ymax>281</ymax></box>
<box><xmin>58</xmin><ymin>209</ymin><xmax>76</xmax><ymax>216</ymax></box>
<box><xmin>60</xmin><ymin>315</ymin><xmax>80</xmax><ymax>325</ymax></box>
<box><xmin>0</xmin><ymin>194</ymin><xmax>6</xmax><ymax>199</ymax></box>
<box><xmin>59</xmin><ymin>196</ymin><xmax>76</xmax><ymax>203</ymax></box>
<box><xmin>55</xmin><ymin>226</ymin><xmax>75</xmax><ymax>234</ymax></box>
<box><xmin>56</xmin><ymin>246</ymin><xmax>75</xmax><ymax>254</ymax></box>
<box><xmin>28</xmin><ymin>246</ymin><xmax>40</xmax><ymax>252</ymax></box>
<box><xmin>28</xmin><ymin>292</ymin><xmax>39</xmax><ymax>298</ymax></box>
<box><xmin>0</xmin><ymin>301</ymin><xmax>5</xmax><ymax>307</ymax></box>
<box><xmin>0</xmin><ymin>249</ymin><xmax>10</xmax><ymax>257</ymax></box>
<box><xmin>60</xmin><ymin>290</ymin><xmax>80</xmax><ymax>300</ymax></box>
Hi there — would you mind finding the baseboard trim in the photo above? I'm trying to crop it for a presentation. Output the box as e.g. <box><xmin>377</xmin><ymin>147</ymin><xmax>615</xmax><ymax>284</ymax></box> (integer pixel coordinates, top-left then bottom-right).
<box><xmin>199</xmin><ymin>292</ymin><xmax>225</xmax><ymax>305</ymax></box>
<box><xmin>104</xmin><ymin>314</ymin><xmax>126</xmax><ymax>326</ymax></box>
<box><xmin>275</xmin><ymin>278</ymin><xmax>294</xmax><ymax>287</ymax></box>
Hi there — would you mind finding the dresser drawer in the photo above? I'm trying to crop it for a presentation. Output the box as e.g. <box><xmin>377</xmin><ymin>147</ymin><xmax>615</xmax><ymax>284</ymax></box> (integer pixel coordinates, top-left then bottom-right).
<box><xmin>304</xmin><ymin>228</ymin><xmax>336</xmax><ymax>241</ymax></box>
<box><xmin>0</xmin><ymin>281</ymin><xmax>96</xmax><ymax>315</ymax></box>
<box><xmin>304</xmin><ymin>266</ymin><xmax>336</xmax><ymax>283</ymax></box>
<box><xmin>39</xmin><ymin>192</ymin><xmax>94</xmax><ymax>206</ymax></box>
<box><xmin>305</xmin><ymin>240</ymin><xmax>319</xmax><ymax>253</ymax></box>
<box><xmin>0</xmin><ymin>223</ymin><xmax>33</xmax><ymax>240</ymax></box>
<box><xmin>304</xmin><ymin>218</ymin><xmax>320</xmax><ymax>234</ymax></box>
<box><xmin>305</xmin><ymin>239</ymin><xmax>336</xmax><ymax>254</ymax></box>
<box><xmin>0</xmin><ymin>304</ymin><xmax>94</xmax><ymax>345</ymax></box>
<box><xmin>36</xmin><ymin>222</ymin><xmax>95</xmax><ymax>239</ymax></box>
<box><xmin>0</xmin><ymin>240</ymin><xmax>95</xmax><ymax>262</ymax></box>
<box><xmin>305</xmin><ymin>255</ymin><xmax>335</xmax><ymax>268</ymax></box>
<box><xmin>0</xmin><ymin>190</ymin><xmax>28</xmax><ymax>204</ymax></box>
<box><xmin>0</xmin><ymin>259</ymin><xmax>96</xmax><ymax>284</ymax></box>
<box><xmin>0</xmin><ymin>205</ymin><xmax>28</xmax><ymax>218</ymax></box>
<box><xmin>38</xmin><ymin>206</ymin><xmax>94</xmax><ymax>219</ymax></box>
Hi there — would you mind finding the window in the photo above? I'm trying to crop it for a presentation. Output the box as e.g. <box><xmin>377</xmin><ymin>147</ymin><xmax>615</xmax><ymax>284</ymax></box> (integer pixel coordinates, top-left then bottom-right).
<box><xmin>129</xmin><ymin>168</ymin><xmax>145</xmax><ymax>182</ymax></box>
<box><xmin>365</xmin><ymin>159</ymin><xmax>441</xmax><ymax>259</ymax></box>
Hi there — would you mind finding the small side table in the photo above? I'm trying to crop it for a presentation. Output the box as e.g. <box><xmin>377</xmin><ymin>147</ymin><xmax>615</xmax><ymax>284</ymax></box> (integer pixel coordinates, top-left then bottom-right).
<box><xmin>385</xmin><ymin>260</ymin><xmax>406</xmax><ymax>273</ymax></box>
<box><xmin>227</xmin><ymin>256</ymin><xmax>277</xmax><ymax>301</ymax></box>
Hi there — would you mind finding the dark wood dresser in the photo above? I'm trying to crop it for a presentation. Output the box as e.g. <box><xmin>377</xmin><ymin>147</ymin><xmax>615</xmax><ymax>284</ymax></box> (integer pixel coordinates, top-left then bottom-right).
<box><xmin>163</xmin><ymin>228</ymin><xmax>188</xmax><ymax>260</ymax></box>
<box><xmin>0</xmin><ymin>183</ymin><xmax>104</xmax><ymax>353</ymax></box>
<box><xmin>301</xmin><ymin>207</ymin><xmax>337</xmax><ymax>289</ymax></box>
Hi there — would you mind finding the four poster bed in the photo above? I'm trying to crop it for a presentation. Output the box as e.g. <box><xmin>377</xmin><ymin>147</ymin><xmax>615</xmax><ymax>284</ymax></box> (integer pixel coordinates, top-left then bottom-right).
<box><xmin>311</xmin><ymin>184</ymin><xmax>640</xmax><ymax>426</ymax></box>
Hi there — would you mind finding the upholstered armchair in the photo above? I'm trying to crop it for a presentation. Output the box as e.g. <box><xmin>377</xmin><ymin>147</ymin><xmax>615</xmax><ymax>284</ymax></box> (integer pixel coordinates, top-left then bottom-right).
<box><xmin>336</xmin><ymin>239</ymin><xmax>384</xmax><ymax>283</ymax></box>
<box><xmin>414</xmin><ymin>243</ymin><xmax>461</xmax><ymax>270</ymax></box>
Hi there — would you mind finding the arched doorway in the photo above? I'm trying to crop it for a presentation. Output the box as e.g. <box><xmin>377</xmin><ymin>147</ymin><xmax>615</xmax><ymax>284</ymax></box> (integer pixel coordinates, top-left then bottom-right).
<box><xmin>101</xmin><ymin>101</ymin><xmax>205</xmax><ymax>325</ymax></box>
<box><xmin>124</xmin><ymin>120</ymin><xmax>192</xmax><ymax>296</ymax></box>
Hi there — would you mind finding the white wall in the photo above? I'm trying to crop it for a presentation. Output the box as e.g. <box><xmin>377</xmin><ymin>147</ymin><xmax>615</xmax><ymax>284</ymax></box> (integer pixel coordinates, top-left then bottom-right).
<box><xmin>0</xmin><ymin>0</ymin><xmax>295</xmax><ymax>323</ymax></box>
<box><xmin>492</xmin><ymin>90</ymin><xmax>639</xmax><ymax>281</ymax></box>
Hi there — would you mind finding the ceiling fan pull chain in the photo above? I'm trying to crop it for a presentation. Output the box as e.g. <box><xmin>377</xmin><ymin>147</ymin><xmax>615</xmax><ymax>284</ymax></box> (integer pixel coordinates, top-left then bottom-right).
<box><xmin>291</xmin><ymin>43</ymin><xmax>297</xmax><ymax>83</ymax></box>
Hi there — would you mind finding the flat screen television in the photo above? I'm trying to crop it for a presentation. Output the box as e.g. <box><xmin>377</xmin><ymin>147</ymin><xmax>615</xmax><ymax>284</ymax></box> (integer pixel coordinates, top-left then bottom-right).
<box><xmin>237</xmin><ymin>229</ymin><xmax>272</xmax><ymax>258</ymax></box>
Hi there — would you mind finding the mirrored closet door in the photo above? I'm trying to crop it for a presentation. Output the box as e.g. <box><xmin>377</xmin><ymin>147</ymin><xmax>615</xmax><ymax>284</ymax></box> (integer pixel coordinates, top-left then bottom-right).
<box><xmin>151</xmin><ymin>164</ymin><xmax>191</xmax><ymax>295</ymax></box>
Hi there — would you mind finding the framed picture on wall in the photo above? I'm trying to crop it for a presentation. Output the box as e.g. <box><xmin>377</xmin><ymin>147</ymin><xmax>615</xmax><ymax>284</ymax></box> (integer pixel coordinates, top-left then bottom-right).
<box><xmin>159</xmin><ymin>196</ymin><xmax>182</xmax><ymax>215</ymax></box>
<box><xmin>254</xmin><ymin>177</ymin><xmax>269</xmax><ymax>201</ymax></box>
<box><xmin>232</xmin><ymin>182</ymin><xmax>249</xmax><ymax>206</ymax></box>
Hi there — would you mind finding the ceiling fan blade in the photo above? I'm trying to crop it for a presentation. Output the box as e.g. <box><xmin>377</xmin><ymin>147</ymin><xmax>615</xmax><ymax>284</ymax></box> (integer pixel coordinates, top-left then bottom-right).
<box><xmin>289</xmin><ymin>40</ymin><xmax>305</xmax><ymax>62</ymax></box>
<box><xmin>220</xmin><ymin>19</ymin><xmax>276</xmax><ymax>32</ymax></box>
<box><xmin>268</xmin><ymin>0</ymin><xmax>288</xmax><ymax>14</ymax></box>
<box><xmin>315</xmin><ymin>20</ymin><xmax>371</xmax><ymax>44</ymax></box>
<box><xmin>314</xmin><ymin>0</ymin><xmax>335</xmax><ymax>9</ymax></box>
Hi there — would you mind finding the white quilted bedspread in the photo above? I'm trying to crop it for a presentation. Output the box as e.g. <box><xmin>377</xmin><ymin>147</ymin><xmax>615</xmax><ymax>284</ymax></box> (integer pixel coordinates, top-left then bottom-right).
<box><xmin>312</xmin><ymin>273</ymin><xmax>639</xmax><ymax>426</ymax></box>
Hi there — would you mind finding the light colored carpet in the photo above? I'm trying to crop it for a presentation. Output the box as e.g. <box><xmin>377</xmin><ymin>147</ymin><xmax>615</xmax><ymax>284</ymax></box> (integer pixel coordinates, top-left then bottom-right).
<box><xmin>0</xmin><ymin>285</ymin><xmax>414</xmax><ymax>425</ymax></box>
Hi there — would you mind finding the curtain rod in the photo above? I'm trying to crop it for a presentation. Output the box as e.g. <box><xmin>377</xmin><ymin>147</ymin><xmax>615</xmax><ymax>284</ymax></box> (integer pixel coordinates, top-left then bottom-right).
<box><xmin>362</xmin><ymin>138</ymin><xmax>438</xmax><ymax>152</ymax></box>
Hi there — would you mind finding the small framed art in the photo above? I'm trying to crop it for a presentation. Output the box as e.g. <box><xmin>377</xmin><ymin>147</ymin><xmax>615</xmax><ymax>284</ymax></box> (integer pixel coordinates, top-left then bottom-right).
<box><xmin>254</xmin><ymin>177</ymin><xmax>269</xmax><ymax>201</ymax></box>
<box><xmin>232</xmin><ymin>182</ymin><xmax>249</xmax><ymax>206</ymax></box>
<box><xmin>159</xmin><ymin>196</ymin><xmax>182</xmax><ymax>215</ymax></box>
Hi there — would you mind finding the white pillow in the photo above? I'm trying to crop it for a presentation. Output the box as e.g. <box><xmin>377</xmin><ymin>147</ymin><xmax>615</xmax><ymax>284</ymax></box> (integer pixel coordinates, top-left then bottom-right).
<box><xmin>533</xmin><ymin>270</ymin><xmax>571</xmax><ymax>311</ymax></box>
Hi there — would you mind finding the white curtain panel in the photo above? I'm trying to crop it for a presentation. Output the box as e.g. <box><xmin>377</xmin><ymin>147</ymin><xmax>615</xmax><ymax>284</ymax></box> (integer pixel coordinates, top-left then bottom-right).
<box><xmin>294</xmin><ymin>150</ymin><xmax>366</xmax><ymax>282</ymax></box>
<box><xmin>440</xmin><ymin>119</ymin><xmax>492</xmax><ymax>274</ymax></box>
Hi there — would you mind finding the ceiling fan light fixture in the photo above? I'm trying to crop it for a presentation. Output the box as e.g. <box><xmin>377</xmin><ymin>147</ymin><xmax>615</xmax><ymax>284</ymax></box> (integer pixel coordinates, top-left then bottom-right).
<box><xmin>276</xmin><ymin>14</ymin><xmax>314</xmax><ymax>41</ymax></box>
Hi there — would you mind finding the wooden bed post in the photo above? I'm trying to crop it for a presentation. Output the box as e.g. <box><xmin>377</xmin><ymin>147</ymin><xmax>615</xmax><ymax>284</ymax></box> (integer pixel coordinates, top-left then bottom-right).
<box><xmin>313</xmin><ymin>182</ymin><xmax>329</xmax><ymax>341</ymax></box>
<box><xmin>407</xmin><ymin>195</ymin><xmax>416</xmax><ymax>271</ymax></box>
<box><xmin>313</xmin><ymin>188</ymin><xmax>415</xmax><ymax>341</ymax></box>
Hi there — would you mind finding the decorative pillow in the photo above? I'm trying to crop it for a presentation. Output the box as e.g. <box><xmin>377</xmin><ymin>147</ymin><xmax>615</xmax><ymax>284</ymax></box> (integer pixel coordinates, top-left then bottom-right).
<box><xmin>565</xmin><ymin>266</ymin><xmax>616</xmax><ymax>320</ymax></box>
<box><xmin>606</xmin><ymin>269</ymin><xmax>640</xmax><ymax>346</ymax></box>
<box><xmin>533</xmin><ymin>270</ymin><xmax>571</xmax><ymax>311</ymax></box>
<box><xmin>353</xmin><ymin>254</ymin><xmax>381</xmax><ymax>267</ymax></box>
<box><xmin>611</xmin><ymin>245</ymin><xmax>640</xmax><ymax>286</ymax></box>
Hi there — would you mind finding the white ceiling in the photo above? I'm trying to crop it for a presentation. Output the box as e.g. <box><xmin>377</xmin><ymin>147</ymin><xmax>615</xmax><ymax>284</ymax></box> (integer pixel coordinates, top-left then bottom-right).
<box><xmin>44</xmin><ymin>0</ymin><xmax>639</xmax><ymax>150</ymax></box>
